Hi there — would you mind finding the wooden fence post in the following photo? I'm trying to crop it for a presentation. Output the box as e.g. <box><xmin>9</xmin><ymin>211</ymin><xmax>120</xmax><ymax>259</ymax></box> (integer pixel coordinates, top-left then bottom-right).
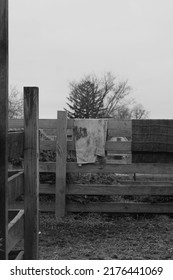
<box><xmin>24</xmin><ymin>87</ymin><xmax>39</xmax><ymax>259</ymax></box>
<box><xmin>56</xmin><ymin>111</ymin><xmax>67</xmax><ymax>218</ymax></box>
<box><xmin>0</xmin><ymin>0</ymin><xmax>8</xmax><ymax>260</ymax></box>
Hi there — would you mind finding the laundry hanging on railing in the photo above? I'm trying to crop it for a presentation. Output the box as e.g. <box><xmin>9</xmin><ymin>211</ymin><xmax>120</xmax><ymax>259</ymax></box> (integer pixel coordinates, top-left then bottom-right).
<box><xmin>74</xmin><ymin>119</ymin><xmax>107</xmax><ymax>164</ymax></box>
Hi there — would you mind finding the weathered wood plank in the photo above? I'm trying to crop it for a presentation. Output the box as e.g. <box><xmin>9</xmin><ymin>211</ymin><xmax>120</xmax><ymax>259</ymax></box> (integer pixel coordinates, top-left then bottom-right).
<box><xmin>106</xmin><ymin>141</ymin><xmax>131</xmax><ymax>152</ymax></box>
<box><xmin>19</xmin><ymin>201</ymin><xmax>173</xmax><ymax>214</ymax></box>
<box><xmin>67</xmin><ymin>201</ymin><xmax>173</xmax><ymax>213</ymax></box>
<box><xmin>67</xmin><ymin>119</ymin><xmax>132</xmax><ymax>132</ymax></box>
<box><xmin>24</xmin><ymin>87</ymin><xmax>39</xmax><ymax>260</ymax></box>
<box><xmin>68</xmin><ymin>140</ymin><xmax>132</xmax><ymax>152</ymax></box>
<box><xmin>40</xmin><ymin>183</ymin><xmax>173</xmax><ymax>196</ymax></box>
<box><xmin>14</xmin><ymin>250</ymin><xmax>24</xmax><ymax>260</ymax></box>
<box><xmin>67</xmin><ymin>162</ymin><xmax>173</xmax><ymax>174</ymax></box>
<box><xmin>133</xmin><ymin>174</ymin><xmax>173</xmax><ymax>181</ymax></box>
<box><xmin>8</xmin><ymin>202</ymin><xmax>24</xmax><ymax>210</ymax></box>
<box><xmin>56</xmin><ymin>111</ymin><xmax>67</xmax><ymax>218</ymax></box>
<box><xmin>7</xmin><ymin>210</ymin><xmax>24</xmax><ymax>254</ymax></box>
<box><xmin>0</xmin><ymin>0</ymin><xmax>8</xmax><ymax>260</ymax></box>
<box><xmin>8</xmin><ymin>131</ymin><xmax>24</xmax><ymax>158</ymax></box>
<box><xmin>39</xmin><ymin>162</ymin><xmax>56</xmax><ymax>172</ymax></box>
<box><xmin>40</xmin><ymin>184</ymin><xmax>55</xmax><ymax>194</ymax></box>
<box><xmin>66</xmin><ymin>183</ymin><xmax>173</xmax><ymax>196</ymax></box>
<box><xmin>108</xmin><ymin>129</ymin><xmax>132</xmax><ymax>138</ymax></box>
<box><xmin>67</xmin><ymin>119</ymin><xmax>74</xmax><ymax>129</ymax></box>
<box><xmin>108</xmin><ymin>120</ymin><xmax>132</xmax><ymax>132</ymax></box>
<box><xmin>39</xmin><ymin>119</ymin><xmax>57</xmax><ymax>129</ymax></box>
<box><xmin>9</xmin><ymin>119</ymin><xmax>57</xmax><ymax>129</ymax></box>
<box><xmin>9</xmin><ymin>202</ymin><xmax>54</xmax><ymax>213</ymax></box>
<box><xmin>8</xmin><ymin>171</ymin><xmax>24</xmax><ymax>203</ymax></box>
<box><xmin>40</xmin><ymin>139</ymin><xmax>131</xmax><ymax>153</ymax></box>
<box><xmin>40</xmin><ymin>182</ymin><xmax>173</xmax><ymax>195</ymax></box>
<box><xmin>8</xmin><ymin>167</ymin><xmax>23</xmax><ymax>172</ymax></box>
<box><xmin>117</xmin><ymin>180</ymin><xmax>173</xmax><ymax>185</ymax></box>
<box><xmin>40</xmin><ymin>162</ymin><xmax>173</xmax><ymax>174</ymax></box>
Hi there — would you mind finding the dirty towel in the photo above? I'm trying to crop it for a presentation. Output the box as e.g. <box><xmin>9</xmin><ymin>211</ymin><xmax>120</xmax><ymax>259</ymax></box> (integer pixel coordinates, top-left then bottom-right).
<box><xmin>74</xmin><ymin>119</ymin><xmax>107</xmax><ymax>164</ymax></box>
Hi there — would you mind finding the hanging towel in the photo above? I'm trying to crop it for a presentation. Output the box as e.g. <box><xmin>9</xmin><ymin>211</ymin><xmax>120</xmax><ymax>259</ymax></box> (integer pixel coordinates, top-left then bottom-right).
<box><xmin>74</xmin><ymin>119</ymin><xmax>107</xmax><ymax>164</ymax></box>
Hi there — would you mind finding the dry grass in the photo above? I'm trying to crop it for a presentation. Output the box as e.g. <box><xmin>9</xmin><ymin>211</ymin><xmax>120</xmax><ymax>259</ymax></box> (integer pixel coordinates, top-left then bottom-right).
<box><xmin>39</xmin><ymin>212</ymin><xmax>173</xmax><ymax>260</ymax></box>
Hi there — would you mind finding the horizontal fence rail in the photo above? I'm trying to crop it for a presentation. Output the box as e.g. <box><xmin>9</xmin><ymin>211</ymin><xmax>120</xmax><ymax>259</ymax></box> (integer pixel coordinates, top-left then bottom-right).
<box><xmin>39</xmin><ymin>162</ymin><xmax>173</xmax><ymax>174</ymax></box>
<box><xmin>39</xmin><ymin>183</ymin><xmax>173</xmax><ymax>196</ymax></box>
<box><xmin>40</xmin><ymin>139</ymin><xmax>132</xmax><ymax>153</ymax></box>
<box><xmin>66</xmin><ymin>202</ymin><xmax>173</xmax><ymax>214</ymax></box>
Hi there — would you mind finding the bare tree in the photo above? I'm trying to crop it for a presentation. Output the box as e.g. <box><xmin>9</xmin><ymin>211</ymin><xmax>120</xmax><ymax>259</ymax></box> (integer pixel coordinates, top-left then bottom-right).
<box><xmin>131</xmin><ymin>104</ymin><xmax>149</xmax><ymax>119</ymax></box>
<box><xmin>8</xmin><ymin>86</ymin><xmax>23</xmax><ymax>119</ymax></box>
<box><xmin>112</xmin><ymin>103</ymin><xmax>149</xmax><ymax>120</ymax></box>
<box><xmin>103</xmin><ymin>77</ymin><xmax>132</xmax><ymax>117</ymax></box>
<box><xmin>112</xmin><ymin>104</ymin><xmax>132</xmax><ymax>120</ymax></box>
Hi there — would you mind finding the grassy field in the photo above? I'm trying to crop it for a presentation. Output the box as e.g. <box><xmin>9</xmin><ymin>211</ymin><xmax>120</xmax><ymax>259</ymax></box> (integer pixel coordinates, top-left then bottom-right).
<box><xmin>39</xmin><ymin>212</ymin><xmax>173</xmax><ymax>260</ymax></box>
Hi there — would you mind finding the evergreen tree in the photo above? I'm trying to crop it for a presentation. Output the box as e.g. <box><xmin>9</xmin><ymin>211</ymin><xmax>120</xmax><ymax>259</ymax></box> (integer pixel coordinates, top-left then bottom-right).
<box><xmin>65</xmin><ymin>73</ymin><xmax>131</xmax><ymax>119</ymax></box>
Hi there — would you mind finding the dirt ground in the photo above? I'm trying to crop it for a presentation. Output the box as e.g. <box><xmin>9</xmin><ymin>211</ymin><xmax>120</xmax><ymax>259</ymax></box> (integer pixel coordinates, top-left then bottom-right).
<box><xmin>39</xmin><ymin>212</ymin><xmax>173</xmax><ymax>260</ymax></box>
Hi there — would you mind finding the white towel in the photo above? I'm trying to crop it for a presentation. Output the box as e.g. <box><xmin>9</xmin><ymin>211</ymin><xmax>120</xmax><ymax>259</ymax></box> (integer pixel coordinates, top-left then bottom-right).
<box><xmin>74</xmin><ymin>119</ymin><xmax>107</xmax><ymax>164</ymax></box>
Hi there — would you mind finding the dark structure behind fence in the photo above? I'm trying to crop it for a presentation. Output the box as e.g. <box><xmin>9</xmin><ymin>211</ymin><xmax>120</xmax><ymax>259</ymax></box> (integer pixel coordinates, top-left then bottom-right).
<box><xmin>132</xmin><ymin>119</ymin><xmax>173</xmax><ymax>163</ymax></box>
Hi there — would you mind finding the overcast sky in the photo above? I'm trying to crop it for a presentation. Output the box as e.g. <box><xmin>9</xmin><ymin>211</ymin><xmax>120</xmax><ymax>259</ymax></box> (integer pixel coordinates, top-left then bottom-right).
<box><xmin>9</xmin><ymin>0</ymin><xmax>173</xmax><ymax>119</ymax></box>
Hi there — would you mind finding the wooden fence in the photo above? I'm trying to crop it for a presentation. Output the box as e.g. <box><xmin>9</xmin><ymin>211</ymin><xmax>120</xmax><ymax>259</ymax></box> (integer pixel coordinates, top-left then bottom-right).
<box><xmin>9</xmin><ymin>112</ymin><xmax>173</xmax><ymax>218</ymax></box>
<box><xmin>1</xmin><ymin>88</ymin><xmax>39</xmax><ymax>260</ymax></box>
